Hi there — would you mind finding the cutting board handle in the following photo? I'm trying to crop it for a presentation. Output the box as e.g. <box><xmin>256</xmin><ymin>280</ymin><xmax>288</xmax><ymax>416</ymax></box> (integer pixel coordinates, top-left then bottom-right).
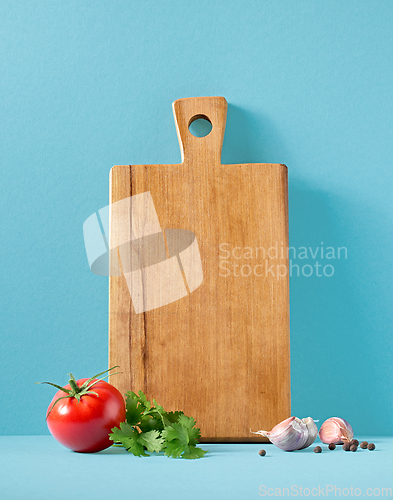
<box><xmin>172</xmin><ymin>96</ymin><xmax>228</xmax><ymax>165</ymax></box>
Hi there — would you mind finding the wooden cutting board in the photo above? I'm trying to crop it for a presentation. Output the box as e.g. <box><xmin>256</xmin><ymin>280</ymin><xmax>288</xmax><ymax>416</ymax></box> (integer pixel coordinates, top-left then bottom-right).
<box><xmin>109</xmin><ymin>96</ymin><xmax>290</xmax><ymax>442</ymax></box>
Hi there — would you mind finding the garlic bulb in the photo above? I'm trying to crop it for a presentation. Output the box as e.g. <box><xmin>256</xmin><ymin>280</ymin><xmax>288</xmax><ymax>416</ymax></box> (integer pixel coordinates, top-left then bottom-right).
<box><xmin>318</xmin><ymin>417</ymin><xmax>354</xmax><ymax>444</ymax></box>
<box><xmin>251</xmin><ymin>416</ymin><xmax>318</xmax><ymax>451</ymax></box>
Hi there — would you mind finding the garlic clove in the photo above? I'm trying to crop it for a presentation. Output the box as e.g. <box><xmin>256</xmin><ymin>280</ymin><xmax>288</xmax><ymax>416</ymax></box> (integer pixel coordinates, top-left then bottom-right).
<box><xmin>268</xmin><ymin>416</ymin><xmax>296</xmax><ymax>439</ymax></box>
<box><xmin>251</xmin><ymin>416</ymin><xmax>316</xmax><ymax>451</ymax></box>
<box><xmin>270</xmin><ymin>417</ymin><xmax>308</xmax><ymax>451</ymax></box>
<box><xmin>251</xmin><ymin>416</ymin><xmax>295</xmax><ymax>439</ymax></box>
<box><xmin>299</xmin><ymin>417</ymin><xmax>318</xmax><ymax>449</ymax></box>
<box><xmin>318</xmin><ymin>417</ymin><xmax>354</xmax><ymax>444</ymax></box>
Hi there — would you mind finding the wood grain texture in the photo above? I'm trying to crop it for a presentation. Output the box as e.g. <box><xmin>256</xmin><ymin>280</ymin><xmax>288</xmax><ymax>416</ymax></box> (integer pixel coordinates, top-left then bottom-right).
<box><xmin>109</xmin><ymin>96</ymin><xmax>290</xmax><ymax>442</ymax></box>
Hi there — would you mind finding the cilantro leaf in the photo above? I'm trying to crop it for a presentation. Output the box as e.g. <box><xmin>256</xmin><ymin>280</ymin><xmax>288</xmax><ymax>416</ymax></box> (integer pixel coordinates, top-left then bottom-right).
<box><xmin>163</xmin><ymin>440</ymin><xmax>186</xmax><ymax>458</ymax></box>
<box><xmin>152</xmin><ymin>399</ymin><xmax>166</xmax><ymax>416</ymax></box>
<box><xmin>126</xmin><ymin>390</ymin><xmax>152</xmax><ymax>412</ymax></box>
<box><xmin>163</xmin><ymin>410</ymin><xmax>184</xmax><ymax>426</ymax></box>
<box><xmin>138</xmin><ymin>414</ymin><xmax>164</xmax><ymax>433</ymax></box>
<box><xmin>181</xmin><ymin>445</ymin><xmax>207</xmax><ymax>460</ymax></box>
<box><xmin>109</xmin><ymin>422</ymin><xmax>148</xmax><ymax>457</ymax></box>
<box><xmin>125</xmin><ymin>393</ymin><xmax>144</xmax><ymax>426</ymax></box>
<box><xmin>176</xmin><ymin>415</ymin><xmax>201</xmax><ymax>445</ymax></box>
<box><xmin>162</xmin><ymin>414</ymin><xmax>206</xmax><ymax>459</ymax></box>
<box><xmin>138</xmin><ymin>429</ymin><xmax>164</xmax><ymax>453</ymax></box>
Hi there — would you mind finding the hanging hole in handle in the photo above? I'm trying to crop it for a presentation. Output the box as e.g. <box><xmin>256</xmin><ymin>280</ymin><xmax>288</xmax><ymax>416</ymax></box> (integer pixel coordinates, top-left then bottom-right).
<box><xmin>188</xmin><ymin>114</ymin><xmax>212</xmax><ymax>138</ymax></box>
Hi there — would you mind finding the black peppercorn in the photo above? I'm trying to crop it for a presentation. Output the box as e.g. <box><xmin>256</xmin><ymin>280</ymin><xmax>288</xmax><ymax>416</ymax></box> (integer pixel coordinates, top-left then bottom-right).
<box><xmin>350</xmin><ymin>439</ymin><xmax>359</xmax><ymax>447</ymax></box>
<box><xmin>343</xmin><ymin>443</ymin><xmax>351</xmax><ymax>451</ymax></box>
<box><xmin>328</xmin><ymin>443</ymin><xmax>336</xmax><ymax>450</ymax></box>
<box><xmin>314</xmin><ymin>446</ymin><xmax>322</xmax><ymax>453</ymax></box>
<box><xmin>350</xmin><ymin>445</ymin><xmax>358</xmax><ymax>452</ymax></box>
<box><xmin>259</xmin><ymin>449</ymin><xmax>266</xmax><ymax>456</ymax></box>
<box><xmin>360</xmin><ymin>441</ymin><xmax>368</xmax><ymax>449</ymax></box>
<box><xmin>367</xmin><ymin>443</ymin><xmax>375</xmax><ymax>451</ymax></box>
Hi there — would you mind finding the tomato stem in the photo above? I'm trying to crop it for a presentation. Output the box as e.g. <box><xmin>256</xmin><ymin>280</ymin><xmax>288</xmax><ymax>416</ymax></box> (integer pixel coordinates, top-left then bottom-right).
<box><xmin>35</xmin><ymin>382</ymin><xmax>71</xmax><ymax>394</ymax></box>
<box><xmin>79</xmin><ymin>366</ymin><xmax>120</xmax><ymax>392</ymax></box>
<box><xmin>38</xmin><ymin>366</ymin><xmax>121</xmax><ymax>419</ymax></box>
<box><xmin>68</xmin><ymin>374</ymin><xmax>80</xmax><ymax>393</ymax></box>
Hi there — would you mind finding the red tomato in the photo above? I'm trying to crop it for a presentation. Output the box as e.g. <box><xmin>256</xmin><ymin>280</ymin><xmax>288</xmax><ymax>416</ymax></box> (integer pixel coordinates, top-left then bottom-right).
<box><xmin>46</xmin><ymin>378</ymin><xmax>126</xmax><ymax>453</ymax></box>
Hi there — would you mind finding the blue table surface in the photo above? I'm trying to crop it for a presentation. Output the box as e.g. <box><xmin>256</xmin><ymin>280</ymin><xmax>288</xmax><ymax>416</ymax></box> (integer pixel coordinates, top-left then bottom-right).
<box><xmin>0</xmin><ymin>436</ymin><xmax>392</xmax><ymax>500</ymax></box>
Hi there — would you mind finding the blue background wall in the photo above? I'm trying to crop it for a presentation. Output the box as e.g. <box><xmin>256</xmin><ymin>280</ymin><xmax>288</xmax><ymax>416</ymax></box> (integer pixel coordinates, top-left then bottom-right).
<box><xmin>1</xmin><ymin>0</ymin><xmax>392</xmax><ymax>435</ymax></box>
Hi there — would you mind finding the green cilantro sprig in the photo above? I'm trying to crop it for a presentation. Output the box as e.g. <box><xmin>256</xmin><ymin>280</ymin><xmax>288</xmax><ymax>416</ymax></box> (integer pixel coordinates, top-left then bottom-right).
<box><xmin>109</xmin><ymin>390</ymin><xmax>207</xmax><ymax>459</ymax></box>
